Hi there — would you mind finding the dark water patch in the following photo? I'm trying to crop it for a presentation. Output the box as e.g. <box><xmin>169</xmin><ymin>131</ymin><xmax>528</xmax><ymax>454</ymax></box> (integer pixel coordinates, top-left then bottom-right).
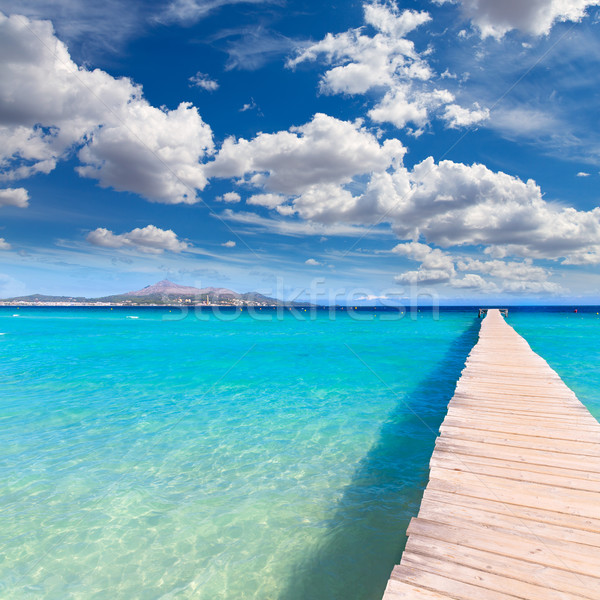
<box><xmin>278</xmin><ymin>319</ymin><xmax>481</xmax><ymax>600</ymax></box>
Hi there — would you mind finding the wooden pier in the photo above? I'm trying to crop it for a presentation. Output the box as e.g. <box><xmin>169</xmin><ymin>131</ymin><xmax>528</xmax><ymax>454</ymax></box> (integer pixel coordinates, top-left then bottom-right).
<box><xmin>383</xmin><ymin>309</ymin><xmax>600</xmax><ymax>599</ymax></box>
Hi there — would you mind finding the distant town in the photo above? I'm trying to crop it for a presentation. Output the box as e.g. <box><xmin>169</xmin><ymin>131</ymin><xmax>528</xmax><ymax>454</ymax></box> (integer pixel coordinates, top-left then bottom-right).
<box><xmin>0</xmin><ymin>280</ymin><xmax>302</xmax><ymax>308</ymax></box>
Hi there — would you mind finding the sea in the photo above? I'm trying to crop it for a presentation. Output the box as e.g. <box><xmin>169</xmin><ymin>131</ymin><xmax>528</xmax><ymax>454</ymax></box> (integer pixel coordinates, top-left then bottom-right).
<box><xmin>1</xmin><ymin>306</ymin><xmax>599</xmax><ymax>599</ymax></box>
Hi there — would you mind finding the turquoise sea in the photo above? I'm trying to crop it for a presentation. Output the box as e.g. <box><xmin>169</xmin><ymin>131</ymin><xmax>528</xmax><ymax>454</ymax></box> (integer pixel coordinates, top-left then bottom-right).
<box><xmin>1</xmin><ymin>306</ymin><xmax>599</xmax><ymax>599</ymax></box>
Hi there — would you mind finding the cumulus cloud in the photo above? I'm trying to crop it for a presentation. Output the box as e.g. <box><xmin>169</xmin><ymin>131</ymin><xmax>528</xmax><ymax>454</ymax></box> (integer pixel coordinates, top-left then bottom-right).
<box><xmin>216</xmin><ymin>191</ymin><xmax>241</xmax><ymax>203</ymax></box>
<box><xmin>439</xmin><ymin>0</ymin><xmax>600</xmax><ymax>38</ymax></box>
<box><xmin>0</xmin><ymin>237</ymin><xmax>11</xmax><ymax>249</ymax></box>
<box><xmin>288</xmin><ymin>5</ymin><xmax>432</xmax><ymax>93</ymax></box>
<box><xmin>393</xmin><ymin>242</ymin><xmax>456</xmax><ymax>284</ymax></box>
<box><xmin>442</xmin><ymin>103</ymin><xmax>490</xmax><ymax>128</ymax></box>
<box><xmin>577</xmin><ymin>171</ymin><xmax>591</xmax><ymax>177</ymax></box>
<box><xmin>457</xmin><ymin>258</ymin><xmax>551</xmax><ymax>281</ymax></box>
<box><xmin>451</xmin><ymin>273</ymin><xmax>498</xmax><ymax>292</ymax></box>
<box><xmin>0</xmin><ymin>12</ymin><xmax>213</xmax><ymax>204</ymax></box>
<box><xmin>206</xmin><ymin>113</ymin><xmax>405</xmax><ymax>195</ymax></box>
<box><xmin>221</xmin><ymin>240</ymin><xmax>236</xmax><ymax>247</ymax></box>
<box><xmin>350</xmin><ymin>157</ymin><xmax>600</xmax><ymax>265</ymax></box>
<box><xmin>86</xmin><ymin>225</ymin><xmax>188</xmax><ymax>253</ymax></box>
<box><xmin>368</xmin><ymin>87</ymin><xmax>455</xmax><ymax>130</ymax></box>
<box><xmin>395</xmin><ymin>268</ymin><xmax>453</xmax><ymax>285</ymax></box>
<box><xmin>0</xmin><ymin>187</ymin><xmax>29</xmax><ymax>208</ymax></box>
<box><xmin>248</xmin><ymin>151</ymin><xmax>600</xmax><ymax>275</ymax></box>
<box><xmin>247</xmin><ymin>193</ymin><xmax>287</xmax><ymax>209</ymax></box>
<box><xmin>393</xmin><ymin>242</ymin><xmax>563</xmax><ymax>293</ymax></box>
<box><xmin>207</xmin><ymin>106</ymin><xmax>600</xmax><ymax>271</ymax></box>
<box><xmin>305</xmin><ymin>258</ymin><xmax>321</xmax><ymax>266</ymax></box>
<box><xmin>288</xmin><ymin>2</ymin><xmax>487</xmax><ymax>131</ymax></box>
<box><xmin>189</xmin><ymin>71</ymin><xmax>219</xmax><ymax>91</ymax></box>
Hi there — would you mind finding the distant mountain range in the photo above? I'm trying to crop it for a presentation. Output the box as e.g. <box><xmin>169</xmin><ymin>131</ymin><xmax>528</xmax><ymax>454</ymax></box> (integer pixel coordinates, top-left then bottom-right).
<box><xmin>1</xmin><ymin>279</ymin><xmax>300</xmax><ymax>306</ymax></box>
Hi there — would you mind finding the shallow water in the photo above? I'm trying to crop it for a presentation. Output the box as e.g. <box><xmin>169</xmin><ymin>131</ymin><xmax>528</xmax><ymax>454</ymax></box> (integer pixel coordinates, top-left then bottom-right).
<box><xmin>0</xmin><ymin>306</ymin><xmax>597</xmax><ymax>599</ymax></box>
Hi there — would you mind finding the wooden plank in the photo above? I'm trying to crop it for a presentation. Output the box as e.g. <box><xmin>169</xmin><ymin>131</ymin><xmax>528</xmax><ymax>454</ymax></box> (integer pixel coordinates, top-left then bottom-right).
<box><xmin>449</xmin><ymin>399</ymin><xmax>588</xmax><ymax>416</ymax></box>
<box><xmin>441</xmin><ymin>415</ymin><xmax>600</xmax><ymax>439</ymax></box>
<box><xmin>438</xmin><ymin>425</ymin><xmax>600</xmax><ymax>456</ymax></box>
<box><xmin>382</xmin><ymin>309</ymin><xmax>600</xmax><ymax>600</ymax></box>
<box><xmin>427</xmin><ymin>473</ymin><xmax>600</xmax><ymax>520</ymax></box>
<box><xmin>392</xmin><ymin>564</ymin><xmax>524</xmax><ymax>600</ymax></box>
<box><xmin>421</xmin><ymin>488</ymin><xmax>600</xmax><ymax>534</ymax></box>
<box><xmin>403</xmin><ymin>536</ymin><xmax>600</xmax><ymax>600</ymax></box>
<box><xmin>400</xmin><ymin>552</ymin><xmax>588</xmax><ymax>600</ymax></box>
<box><xmin>417</xmin><ymin>496</ymin><xmax>600</xmax><ymax>548</ymax></box>
<box><xmin>383</xmin><ymin>578</ymin><xmax>457</xmax><ymax>599</ymax></box>
<box><xmin>429</xmin><ymin>452</ymin><xmax>600</xmax><ymax>491</ymax></box>
<box><xmin>434</xmin><ymin>437</ymin><xmax>600</xmax><ymax>473</ymax></box>
<box><xmin>448</xmin><ymin>404</ymin><xmax>598</xmax><ymax>432</ymax></box>
<box><xmin>407</xmin><ymin>518</ymin><xmax>600</xmax><ymax>577</ymax></box>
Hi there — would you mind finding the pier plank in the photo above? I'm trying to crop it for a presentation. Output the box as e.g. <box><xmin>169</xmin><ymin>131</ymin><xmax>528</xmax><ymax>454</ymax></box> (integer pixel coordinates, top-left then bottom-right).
<box><xmin>382</xmin><ymin>309</ymin><xmax>600</xmax><ymax>599</ymax></box>
<box><xmin>429</xmin><ymin>452</ymin><xmax>600</xmax><ymax>491</ymax></box>
<box><xmin>403</xmin><ymin>537</ymin><xmax>600</xmax><ymax>600</ymax></box>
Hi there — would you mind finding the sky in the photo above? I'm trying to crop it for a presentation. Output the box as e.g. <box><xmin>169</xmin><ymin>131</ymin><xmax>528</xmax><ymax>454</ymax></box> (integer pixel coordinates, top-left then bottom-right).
<box><xmin>1</xmin><ymin>0</ymin><xmax>600</xmax><ymax>303</ymax></box>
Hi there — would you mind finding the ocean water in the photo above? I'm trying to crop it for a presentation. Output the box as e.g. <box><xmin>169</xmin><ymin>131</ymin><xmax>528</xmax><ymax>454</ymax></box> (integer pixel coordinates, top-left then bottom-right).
<box><xmin>0</xmin><ymin>306</ymin><xmax>597</xmax><ymax>599</ymax></box>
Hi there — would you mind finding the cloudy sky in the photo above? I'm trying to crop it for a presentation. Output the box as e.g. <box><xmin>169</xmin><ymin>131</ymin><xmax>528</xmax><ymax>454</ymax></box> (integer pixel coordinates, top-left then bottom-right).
<box><xmin>1</xmin><ymin>0</ymin><xmax>600</xmax><ymax>302</ymax></box>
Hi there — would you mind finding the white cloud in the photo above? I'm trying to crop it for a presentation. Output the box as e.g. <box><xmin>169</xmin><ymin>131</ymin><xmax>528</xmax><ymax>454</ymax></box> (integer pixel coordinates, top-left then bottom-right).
<box><xmin>393</xmin><ymin>242</ymin><xmax>563</xmax><ymax>293</ymax></box>
<box><xmin>0</xmin><ymin>237</ymin><xmax>11</xmax><ymax>250</ymax></box>
<box><xmin>288</xmin><ymin>5</ymin><xmax>432</xmax><ymax>94</ymax></box>
<box><xmin>305</xmin><ymin>258</ymin><xmax>321</xmax><ymax>266</ymax></box>
<box><xmin>487</xmin><ymin>106</ymin><xmax>570</xmax><ymax>149</ymax></box>
<box><xmin>0</xmin><ymin>187</ymin><xmax>29</xmax><ymax>208</ymax></box>
<box><xmin>451</xmin><ymin>273</ymin><xmax>498</xmax><ymax>292</ymax></box>
<box><xmin>366</xmin><ymin>158</ymin><xmax>600</xmax><ymax>264</ymax></box>
<box><xmin>216</xmin><ymin>191</ymin><xmax>241</xmax><ymax>203</ymax></box>
<box><xmin>267</xmin><ymin>152</ymin><xmax>600</xmax><ymax>270</ymax></box>
<box><xmin>443</xmin><ymin>0</ymin><xmax>600</xmax><ymax>38</ymax></box>
<box><xmin>501</xmin><ymin>280</ymin><xmax>565</xmax><ymax>294</ymax></box>
<box><xmin>86</xmin><ymin>225</ymin><xmax>188</xmax><ymax>253</ymax></box>
<box><xmin>0</xmin><ymin>0</ymin><xmax>152</xmax><ymax>55</ymax></box>
<box><xmin>159</xmin><ymin>0</ymin><xmax>275</xmax><ymax>25</ymax></box>
<box><xmin>240</xmin><ymin>99</ymin><xmax>257</xmax><ymax>112</ymax></box>
<box><xmin>220</xmin><ymin>208</ymin><xmax>388</xmax><ymax>237</ymax></box>
<box><xmin>247</xmin><ymin>193</ymin><xmax>287</xmax><ymax>209</ymax></box>
<box><xmin>189</xmin><ymin>71</ymin><xmax>219</xmax><ymax>91</ymax></box>
<box><xmin>208</xmin><ymin>106</ymin><xmax>600</xmax><ymax>269</ymax></box>
<box><xmin>0</xmin><ymin>12</ymin><xmax>214</xmax><ymax>204</ymax></box>
<box><xmin>442</xmin><ymin>103</ymin><xmax>489</xmax><ymax>128</ymax></box>
<box><xmin>393</xmin><ymin>242</ymin><xmax>455</xmax><ymax>273</ymax></box>
<box><xmin>368</xmin><ymin>87</ymin><xmax>455</xmax><ymax>130</ymax></box>
<box><xmin>577</xmin><ymin>171</ymin><xmax>591</xmax><ymax>177</ymax></box>
<box><xmin>395</xmin><ymin>268</ymin><xmax>453</xmax><ymax>285</ymax></box>
<box><xmin>288</xmin><ymin>2</ymin><xmax>486</xmax><ymax>131</ymax></box>
<box><xmin>76</xmin><ymin>102</ymin><xmax>213</xmax><ymax>204</ymax></box>
<box><xmin>207</xmin><ymin>113</ymin><xmax>405</xmax><ymax>195</ymax></box>
<box><xmin>221</xmin><ymin>240</ymin><xmax>236</xmax><ymax>247</ymax></box>
<box><xmin>219</xmin><ymin>28</ymin><xmax>296</xmax><ymax>71</ymax></box>
<box><xmin>393</xmin><ymin>242</ymin><xmax>456</xmax><ymax>284</ymax></box>
<box><xmin>457</xmin><ymin>258</ymin><xmax>551</xmax><ymax>282</ymax></box>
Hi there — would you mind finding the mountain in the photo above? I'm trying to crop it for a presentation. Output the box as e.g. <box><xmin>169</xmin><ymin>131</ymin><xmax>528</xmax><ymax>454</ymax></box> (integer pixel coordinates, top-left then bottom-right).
<box><xmin>2</xmin><ymin>280</ymin><xmax>309</xmax><ymax>306</ymax></box>
<box><xmin>99</xmin><ymin>279</ymin><xmax>261</xmax><ymax>304</ymax></box>
<box><xmin>123</xmin><ymin>279</ymin><xmax>232</xmax><ymax>297</ymax></box>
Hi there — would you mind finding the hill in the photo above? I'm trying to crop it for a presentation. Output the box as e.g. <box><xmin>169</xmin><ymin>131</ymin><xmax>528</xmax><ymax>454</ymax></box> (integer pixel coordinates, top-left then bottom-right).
<box><xmin>1</xmin><ymin>280</ymin><xmax>303</xmax><ymax>306</ymax></box>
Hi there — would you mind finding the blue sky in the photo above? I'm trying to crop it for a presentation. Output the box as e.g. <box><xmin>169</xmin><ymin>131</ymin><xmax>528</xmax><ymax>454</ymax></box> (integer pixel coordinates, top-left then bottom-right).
<box><xmin>1</xmin><ymin>0</ymin><xmax>600</xmax><ymax>303</ymax></box>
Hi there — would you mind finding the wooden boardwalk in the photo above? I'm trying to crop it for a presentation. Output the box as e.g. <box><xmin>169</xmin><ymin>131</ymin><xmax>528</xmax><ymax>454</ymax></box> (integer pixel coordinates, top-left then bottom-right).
<box><xmin>383</xmin><ymin>309</ymin><xmax>600</xmax><ymax>600</ymax></box>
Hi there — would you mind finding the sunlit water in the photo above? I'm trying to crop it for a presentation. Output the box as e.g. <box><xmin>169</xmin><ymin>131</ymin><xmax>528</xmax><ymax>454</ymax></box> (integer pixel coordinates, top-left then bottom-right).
<box><xmin>0</xmin><ymin>306</ymin><xmax>598</xmax><ymax>599</ymax></box>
